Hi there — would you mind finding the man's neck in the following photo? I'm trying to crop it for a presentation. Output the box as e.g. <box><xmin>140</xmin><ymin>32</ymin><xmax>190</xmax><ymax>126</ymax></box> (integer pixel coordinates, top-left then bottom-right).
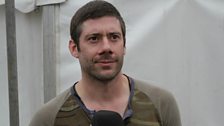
<box><xmin>75</xmin><ymin>74</ymin><xmax>130</xmax><ymax>116</ymax></box>
<box><xmin>77</xmin><ymin>73</ymin><xmax>128</xmax><ymax>99</ymax></box>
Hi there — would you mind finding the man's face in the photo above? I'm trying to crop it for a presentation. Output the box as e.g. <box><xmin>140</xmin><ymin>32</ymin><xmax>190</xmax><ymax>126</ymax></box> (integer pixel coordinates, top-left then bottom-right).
<box><xmin>70</xmin><ymin>16</ymin><xmax>125</xmax><ymax>81</ymax></box>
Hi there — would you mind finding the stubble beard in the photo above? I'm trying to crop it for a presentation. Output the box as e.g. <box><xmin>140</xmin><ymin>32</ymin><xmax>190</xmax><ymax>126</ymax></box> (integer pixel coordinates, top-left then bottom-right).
<box><xmin>82</xmin><ymin>56</ymin><xmax>124</xmax><ymax>83</ymax></box>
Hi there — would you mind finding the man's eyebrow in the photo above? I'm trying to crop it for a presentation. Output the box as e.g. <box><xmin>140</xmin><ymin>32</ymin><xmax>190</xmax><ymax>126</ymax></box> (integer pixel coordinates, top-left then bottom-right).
<box><xmin>85</xmin><ymin>32</ymin><xmax>122</xmax><ymax>38</ymax></box>
<box><xmin>108</xmin><ymin>32</ymin><xmax>122</xmax><ymax>35</ymax></box>
<box><xmin>85</xmin><ymin>33</ymin><xmax>101</xmax><ymax>37</ymax></box>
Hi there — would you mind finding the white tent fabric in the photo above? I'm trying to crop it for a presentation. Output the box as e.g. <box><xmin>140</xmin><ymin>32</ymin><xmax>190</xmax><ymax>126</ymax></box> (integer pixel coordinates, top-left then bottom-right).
<box><xmin>59</xmin><ymin>0</ymin><xmax>224</xmax><ymax>126</ymax></box>
<box><xmin>0</xmin><ymin>0</ymin><xmax>65</xmax><ymax>13</ymax></box>
<box><xmin>0</xmin><ymin>5</ymin><xmax>43</xmax><ymax>126</ymax></box>
<box><xmin>0</xmin><ymin>0</ymin><xmax>224</xmax><ymax>126</ymax></box>
<box><xmin>0</xmin><ymin>0</ymin><xmax>4</xmax><ymax>5</ymax></box>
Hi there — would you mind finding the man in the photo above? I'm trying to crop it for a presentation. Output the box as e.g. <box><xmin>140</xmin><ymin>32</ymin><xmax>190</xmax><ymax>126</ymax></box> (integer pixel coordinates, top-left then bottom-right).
<box><xmin>29</xmin><ymin>0</ymin><xmax>181</xmax><ymax>126</ymax></box>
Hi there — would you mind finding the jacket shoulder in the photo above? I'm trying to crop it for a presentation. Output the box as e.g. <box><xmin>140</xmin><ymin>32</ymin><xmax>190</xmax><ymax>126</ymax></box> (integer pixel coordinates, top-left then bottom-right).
<box><xmin>133</xmin><ymin>79</ymin><xmax>182</xmax><ymax>126</ymax></box>
<box><xmin>29</xmin><ymin>88</ymin><xmax>71</xmax><ymax>126</ymax></box>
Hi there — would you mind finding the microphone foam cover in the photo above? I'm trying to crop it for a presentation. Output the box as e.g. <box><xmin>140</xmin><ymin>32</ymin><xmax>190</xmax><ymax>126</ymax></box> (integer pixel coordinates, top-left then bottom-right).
<box><xmin>91</xmin><ymin>110</ymin><xmax>124</xmax><ymax>126</ymax></box>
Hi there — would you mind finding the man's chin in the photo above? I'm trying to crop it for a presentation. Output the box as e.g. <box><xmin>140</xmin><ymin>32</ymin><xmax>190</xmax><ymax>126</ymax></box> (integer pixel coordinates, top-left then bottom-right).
<box><xmin>96</xmin><ymin>75</ymin><xmax>116</xmax><ymax>81</ymax></box>
<box><xmin>93</xmin><ymin>72</ymin><xmax>119</xmax><ymax>82</ymax></box>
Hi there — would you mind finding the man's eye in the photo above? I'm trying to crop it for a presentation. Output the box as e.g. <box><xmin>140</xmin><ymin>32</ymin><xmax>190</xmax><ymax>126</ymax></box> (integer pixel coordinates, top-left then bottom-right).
<box><xmin>88</xmin><ymin>36</ymin><xmax>98</xmax><ymax>43</ymax></box>
<box><xmin>110</xmin><ymin>34</ymin><xmax>120</xmax><ymax>41</ymax></box>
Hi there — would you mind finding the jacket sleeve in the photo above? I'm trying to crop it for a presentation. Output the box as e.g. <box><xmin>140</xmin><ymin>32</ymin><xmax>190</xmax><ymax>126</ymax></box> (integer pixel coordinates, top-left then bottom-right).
<box><xmin>29</xmin><ymin>88</ymin><xmax>71</xmax><ymax>126</ymax></box>
<box><xmin>159</xmin><ymin>91</ymin><xmax>182</xmax><ymax>126</ymax></box>
<box><xmin>134</xmin><ymin>79</ymin><xmax>182</xmax><ymax>126</ymax></box>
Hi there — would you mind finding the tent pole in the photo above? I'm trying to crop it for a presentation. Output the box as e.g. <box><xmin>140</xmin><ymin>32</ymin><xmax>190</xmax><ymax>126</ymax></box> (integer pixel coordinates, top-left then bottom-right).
<box><xmin>42</xmin><ymin>5</ymin><xmax>57</xmax><ymax>103</ymax></box>
<box><xmin>5</xmin><ymin>0</ymin><xmax>20</xmax><ymax>126</ymax></box>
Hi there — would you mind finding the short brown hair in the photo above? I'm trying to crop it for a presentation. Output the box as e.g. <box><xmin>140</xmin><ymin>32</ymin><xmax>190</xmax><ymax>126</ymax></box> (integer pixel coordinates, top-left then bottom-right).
<box><xmin>70</xmin><ymin>0</ymin><xmax>126</xmax><ymax>51</ymax></box>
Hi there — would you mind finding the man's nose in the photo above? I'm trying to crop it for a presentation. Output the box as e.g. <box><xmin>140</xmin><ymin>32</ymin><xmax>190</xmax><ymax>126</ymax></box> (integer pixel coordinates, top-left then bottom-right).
<box><xmin>99</xmin><ymin>37</ymin><xmax>112</xmax><ymax>54</ymax></box>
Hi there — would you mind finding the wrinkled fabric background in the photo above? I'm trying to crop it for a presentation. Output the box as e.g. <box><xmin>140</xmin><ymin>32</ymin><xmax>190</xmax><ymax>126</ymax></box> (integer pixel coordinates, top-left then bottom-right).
<box><xmin>0</xmin><ymin>0</ymin><xmax>223</xmax><ymax>126</ymax></box>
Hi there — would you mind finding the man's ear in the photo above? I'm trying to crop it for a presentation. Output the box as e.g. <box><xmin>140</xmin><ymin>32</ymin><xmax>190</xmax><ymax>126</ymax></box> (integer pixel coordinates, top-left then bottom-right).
<box><xmin>69</xmin><ymin>39</ymin><xmax>79</xmax><ymax>58</ymax></box>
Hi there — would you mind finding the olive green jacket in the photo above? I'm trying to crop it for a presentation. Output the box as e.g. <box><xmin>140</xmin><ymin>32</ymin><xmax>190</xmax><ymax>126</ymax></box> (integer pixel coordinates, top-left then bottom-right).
<box><xmin>29</xmin><ymin>79</ymin><xmax>181</xmax><ymax>126</ymax></box>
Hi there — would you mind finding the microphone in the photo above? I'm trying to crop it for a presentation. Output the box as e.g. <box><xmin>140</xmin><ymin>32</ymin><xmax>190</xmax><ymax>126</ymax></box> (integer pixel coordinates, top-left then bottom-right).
<box><xmin>91</xmin><ymin>110</ymin><xmax>124</xmax><ymax>126</ymax></box>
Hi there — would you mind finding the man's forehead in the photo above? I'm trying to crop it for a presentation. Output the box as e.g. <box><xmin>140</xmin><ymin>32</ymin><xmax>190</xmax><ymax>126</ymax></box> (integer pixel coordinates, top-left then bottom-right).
<box><xmin>82</xmin><ymin>16</ymin><xmax>120</xmax><ymax>27</ymax></box>
<box><xmin>81</xmin><ymin>17</ymin><xmax>122</xmax><ymax>34</ymax></box>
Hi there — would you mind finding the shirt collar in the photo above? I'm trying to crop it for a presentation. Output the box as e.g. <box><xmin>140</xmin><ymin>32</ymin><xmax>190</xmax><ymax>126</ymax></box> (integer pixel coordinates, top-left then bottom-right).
<box><xmin>70</xmin><ymin>75</ymin><xmax>135</xmax><ymax>120</ymax></box>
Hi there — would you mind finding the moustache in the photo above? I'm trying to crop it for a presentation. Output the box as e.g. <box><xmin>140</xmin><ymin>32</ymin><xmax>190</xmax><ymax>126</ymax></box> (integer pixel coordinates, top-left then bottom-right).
<box><xmin>93</xmin><ymin>54</ymin><xmax>118</xmax><ymax>63</ymax></box>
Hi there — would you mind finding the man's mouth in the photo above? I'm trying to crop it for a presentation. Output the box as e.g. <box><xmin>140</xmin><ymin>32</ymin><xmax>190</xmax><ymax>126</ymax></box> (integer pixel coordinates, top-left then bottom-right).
<box><xmin>94</xmin><ymin>59</ymin><xmax>117</xmax><ymax>68</ymax></box>
<box><xmin>97</xmin><ymin>60</ymin><xmax>115</xmax><ymax>63</ymax></box>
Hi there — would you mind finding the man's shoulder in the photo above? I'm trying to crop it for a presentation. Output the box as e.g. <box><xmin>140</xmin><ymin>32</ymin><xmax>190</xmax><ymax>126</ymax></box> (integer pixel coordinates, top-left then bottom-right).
<box><xmin>132</xmin><ymin>78</ymin><xmax>177</xmax><ymax>108</ymax></box>
<box><xmin>41</xmin><ymin>87</ymin><xmax>72</xmax><ymax>112</ymax></box>
<box><xmin>29</xmin><ymin>88</ymin><xmax>72</xmax><ymax>126</ymax></box>
<box><xmin>132</xmin><ymin>78</ymin><xmax>182</xmax><ymax>126</ymax></box>
<box><xmin>133</xmin><ymin>78</ymin><xmax>173</xmax><ymax>98</ymax></box>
